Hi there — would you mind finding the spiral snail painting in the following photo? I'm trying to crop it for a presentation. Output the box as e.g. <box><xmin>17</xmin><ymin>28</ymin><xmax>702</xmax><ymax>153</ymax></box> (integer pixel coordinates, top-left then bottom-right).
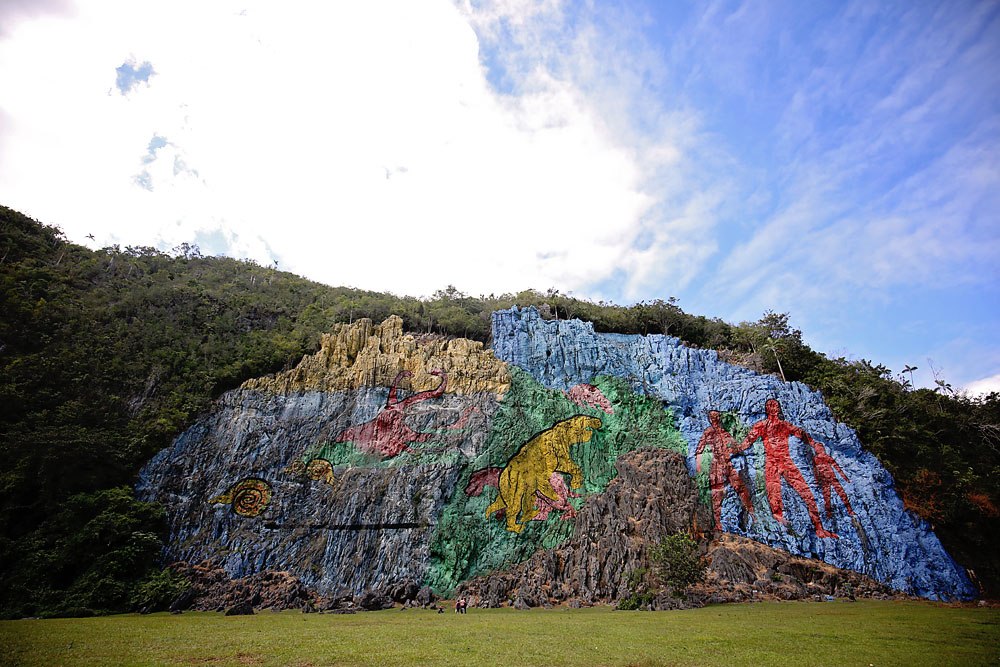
<box><xmin>283</xmin><ymin>458</ymin><xmax>335</xmax><ymax>486</ymax></box>
<box><xmin>209</xmin><ymin>478</ymin><xmax>273</xmax><ymax>517</ymax></box>
<box><xmin>306</xmin><ymin>458</ymin><xmax>335</xmax><ymax>485</ymax></box>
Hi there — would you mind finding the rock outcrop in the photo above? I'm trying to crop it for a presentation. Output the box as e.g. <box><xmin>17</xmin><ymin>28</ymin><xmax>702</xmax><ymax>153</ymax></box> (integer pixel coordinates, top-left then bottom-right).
<box><xmin>694</xmin><ymin>534</ymin><xmax>897</xmax><ymax>604</ymax></box>
<box><xmin>242</xmin><ymin>315</ymin><xmax>510</xmax><ymax>396</ymax></box>
<box><xmin>456</xmin><ymin>448</ymin><xmax>708</xmax><ymax>607</ymax></box>
<box><xmin>138</xmin><ymin>316</ymin><xmax>505</xmax><ymax>597</ymax></box>
<box><xmin>454</xmin><ymin>449</ymin><xmax>894</xmax><ymax>609</ymax></box>
<box><xmin>136</xmin><ymin>308</ymin><xmax>975</xmax><ymax>607</ymax></box>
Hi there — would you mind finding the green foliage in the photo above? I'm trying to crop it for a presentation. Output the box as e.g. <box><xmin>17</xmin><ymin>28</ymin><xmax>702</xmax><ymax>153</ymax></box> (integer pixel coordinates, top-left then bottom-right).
<box><xmin>617</xmin><ymin>567</ymin><xmax>656</xmax><ymax>610</ymax></box>
<box><xmin>615</xmin><ymin>590</ymin><xmax>656</xmax><ymax>611</ymax></box>
<box><xmin>648</xmin><ymin>533</ymin><xmax>705</xmax><ymax>598</ymax></box>
<box><xmin>2</xmin><ymin>487</ymin><xmax>166</xmax><ymax>618</ymax></box>
<box><xmin>130</xmin><ymin>568</ymin><xmax>189</xmax><ymax>612</ymax></box>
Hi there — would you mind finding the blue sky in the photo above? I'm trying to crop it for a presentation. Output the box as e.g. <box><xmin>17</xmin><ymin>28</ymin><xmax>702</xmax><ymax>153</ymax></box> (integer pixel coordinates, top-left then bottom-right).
<box><xmin>0</xmin><ymin>0</ymin><xmax>997</xmax><ymax>394</ymax></box>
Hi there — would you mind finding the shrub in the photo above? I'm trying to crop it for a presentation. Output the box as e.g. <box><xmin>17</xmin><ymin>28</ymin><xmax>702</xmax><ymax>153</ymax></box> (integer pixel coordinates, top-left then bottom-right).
<box><xmin>649</xmin><ymin>533</ymin><xmax>705</xmax><ymax>598</ymax></box>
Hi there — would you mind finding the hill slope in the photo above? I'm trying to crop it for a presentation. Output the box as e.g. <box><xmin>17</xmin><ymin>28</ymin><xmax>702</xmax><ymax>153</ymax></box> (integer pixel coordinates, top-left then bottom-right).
<box><xmin>1</xmin><ymin>206</ymin><xmax>996</xmax><ymax>616</ymax></box>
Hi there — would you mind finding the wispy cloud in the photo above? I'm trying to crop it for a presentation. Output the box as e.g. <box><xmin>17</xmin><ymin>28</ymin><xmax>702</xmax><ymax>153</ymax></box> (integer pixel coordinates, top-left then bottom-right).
<box><xmin>0</xmin><ymin>0</ymin><xmax>996</xmax><ymax>389</ymax></box>
<box><xmin>692</xmin><ymin>2</ymin><xmax>999</xmax><ymax>312</ymax></box>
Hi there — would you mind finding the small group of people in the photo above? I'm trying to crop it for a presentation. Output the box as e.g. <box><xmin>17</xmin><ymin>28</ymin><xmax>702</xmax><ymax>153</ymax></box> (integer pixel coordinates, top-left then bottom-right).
<box><xmin>454</xmin><ymin>598</ymin><xmax>469</xmax><ymax>614</ymax></box>
<box><xmin>695</xmin><ymin>398</ymin><xmax>854</xmax><ymax>539</ymax></box>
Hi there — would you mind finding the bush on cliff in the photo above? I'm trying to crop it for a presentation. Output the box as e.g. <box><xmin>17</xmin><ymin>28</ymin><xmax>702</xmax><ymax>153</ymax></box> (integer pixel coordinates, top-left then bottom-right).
<box><xmin>649</xmin><ymin>533</ymin><xmax>706</xmax><ymax>598</ymax></box>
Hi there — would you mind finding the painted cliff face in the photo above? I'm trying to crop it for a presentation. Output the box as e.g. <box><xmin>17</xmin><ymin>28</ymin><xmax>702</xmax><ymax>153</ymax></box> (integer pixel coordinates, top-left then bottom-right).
<box><xmin>491</xmin><ymin>307</ymin><xmax>975</xmax><ymax>600</ymax></box>
<box><xmin>136</xmin><ymin>315</ymin><xmax>686</xmax><ymax>598</ymax></box>
<box><xmin>137</xmin><ymin>309</ymin><xmax>975</xmax><ymax>602</ymax></box>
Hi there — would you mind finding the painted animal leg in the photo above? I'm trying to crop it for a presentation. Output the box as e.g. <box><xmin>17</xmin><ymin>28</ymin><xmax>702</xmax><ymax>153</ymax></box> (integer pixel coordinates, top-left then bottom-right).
<box><xmin>484</xmin><ymin>492</ymin><xmax>506</xmax><ymax>520</ymax></box>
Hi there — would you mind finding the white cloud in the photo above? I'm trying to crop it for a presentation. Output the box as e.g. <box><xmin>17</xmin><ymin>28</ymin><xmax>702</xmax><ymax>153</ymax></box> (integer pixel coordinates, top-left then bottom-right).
<box><xmin>963</xmin><ymin>372</ymin><xmax>1000</xmax><ymax>398</ymax></box>
<box><xmin>700</xmin><ymin>0</ymin><xmax>1000</xmax><ymax>321</ymax></box>
<box><xmin>0</xmin><ymin>0</ymin><xmax>705</xmax><ymax>299</ymax></box>
<box><xmin>0</xmin><ymin>0</ymin><xmax>73</xmax><ymax>38</ymax></box>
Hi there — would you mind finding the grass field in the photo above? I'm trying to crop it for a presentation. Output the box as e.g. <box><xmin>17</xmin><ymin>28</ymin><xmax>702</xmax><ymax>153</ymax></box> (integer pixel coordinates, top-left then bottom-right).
<box><xmin>1</xmin><ymin>600</ymin><xmax>997</xmax><ymax>666</ymax></box>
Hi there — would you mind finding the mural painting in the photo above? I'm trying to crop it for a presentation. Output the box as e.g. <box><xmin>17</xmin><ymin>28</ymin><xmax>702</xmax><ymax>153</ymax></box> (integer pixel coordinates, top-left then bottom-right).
<box><xmin>734</xmin><ymin>398</ymin><xmax>842</xmax><ymax>539</ymax></box>
<box><xmin>564</xmin><ymin>383</ymin><xmax>615</xmax><ymax>414</ymax></box>
<box><xmin>333</xmin><ymin>369</ymin><xmax>477</xmax><ymax>458</ymax></box>
<box><xmin>695</xmin><ymin>410</ymin><xmax>755</xmax><ymax>531</ymax></box>
<box><xmin>136</xmin><ymin>311</ymin><xmax>977</xmax><ymax>604</ymax></box>
<box><xmin>425</xmin><ymin>370</ymin><xmax>686</xmax><ymax>593</ymax></box>
<box><xmin>473</xmin><ymin>415</ymin><xmax>602</xmax><ymax>533</ymax></box>
<box><xmin>810</xmin><ymin>440</ymin><xmax>855</xmax><ymax>518</ymax></box>
<box><xmin>209</xmin><ymin>478</ymin><xmax>273</xmax><ymax>517</ymax></box>
<box><xmin>285</xmin><ymin>458</ymin><xmax>337</xmax><ymax>486</ymax></box>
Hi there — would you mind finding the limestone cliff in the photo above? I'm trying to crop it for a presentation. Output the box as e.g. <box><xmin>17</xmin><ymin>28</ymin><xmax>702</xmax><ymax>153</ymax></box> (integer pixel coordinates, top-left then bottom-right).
<box><xmin>242</xmin><ymin>315</ymin><xmax>510</xmax><ymax>396</ymax></box>
<box><xmin>137</xmin><ymin>309</ymin><xmax>975</xmax><ymax>605</ymax></box>
<box><xmin>491</xmin><ymin>307</ymin><xmax>976</xmax><ymax>600</ymax></box>
<box><xmin>138</xmin><ymin>317</ymin><xmax>503</xmax><ymax>597</ymax></box>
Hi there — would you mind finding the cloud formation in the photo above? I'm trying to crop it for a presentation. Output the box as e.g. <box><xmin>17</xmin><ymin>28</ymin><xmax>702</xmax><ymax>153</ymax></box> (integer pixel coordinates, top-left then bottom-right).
<box><xmin>0</xmin><ymin>0</ymin><xmax>695</xmax><ymax>300</ymax></box>
<box><xmin>0</xmin><ymin>0</ymin><xmax>996</xmax><ymax>390</ymax></box>
<box><xmin>115</xmin><ymin>59</ymin><xmax>155</xmax><ymax>95</ymax></box>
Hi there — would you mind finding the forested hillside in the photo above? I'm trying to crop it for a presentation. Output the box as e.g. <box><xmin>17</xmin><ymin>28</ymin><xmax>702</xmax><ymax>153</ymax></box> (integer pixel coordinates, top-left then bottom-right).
<box><xmin>1</xmin><ymin>206</ymin><xmax>996</xmax><ymax>617</ymax></box>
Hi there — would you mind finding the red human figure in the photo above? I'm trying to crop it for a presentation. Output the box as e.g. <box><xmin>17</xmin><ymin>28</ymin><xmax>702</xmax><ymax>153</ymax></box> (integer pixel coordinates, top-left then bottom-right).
<box><xmin>335</xmin><ymin>370</ymin><xmax>471</xmax><ymax>458</ymax></box>
<box><xmin>736</xmin><ymin>399</ymin><xmax>839</xmax><ymax>539</ymax></box>
<box><xmin>695</xmin><ymin>410</ymin><xmax>755</xmax><ymax>531</ymax></box>
<box><xmin>810</xmin><ymin>446</ymin><xmax>855</xmax><ymax>517</ymax></box>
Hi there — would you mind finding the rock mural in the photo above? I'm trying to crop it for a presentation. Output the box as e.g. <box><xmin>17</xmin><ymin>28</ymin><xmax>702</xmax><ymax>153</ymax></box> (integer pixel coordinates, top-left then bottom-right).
<box><xmin>491</xmin><ymin>307</ymin><xmax>976</xmax><ymax>600</ymax></box>
<box><xmin>695</xmin><ymin>410</ymin><xmax>754</xmax><ymax>530</ymax></box>
<box><xmin>137</xmin><ymin>308</ymin><xmax>976</xmax><ymax>605</ymax></box>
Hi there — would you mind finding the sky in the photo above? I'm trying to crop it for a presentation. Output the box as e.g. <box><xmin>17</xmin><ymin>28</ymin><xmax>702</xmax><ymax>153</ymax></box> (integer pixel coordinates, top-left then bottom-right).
<box><xmin>1</xmin><ymin>0</ymin><xmax>998</xmax><ymax>395</ymax></box>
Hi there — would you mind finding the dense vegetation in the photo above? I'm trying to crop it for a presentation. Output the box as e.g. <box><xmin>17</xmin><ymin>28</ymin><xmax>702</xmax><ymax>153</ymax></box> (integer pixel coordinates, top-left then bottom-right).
<box><xmin>1</xmin><ymin>206</ymin><xmax>997</xmax><ymax>617</ymax></box>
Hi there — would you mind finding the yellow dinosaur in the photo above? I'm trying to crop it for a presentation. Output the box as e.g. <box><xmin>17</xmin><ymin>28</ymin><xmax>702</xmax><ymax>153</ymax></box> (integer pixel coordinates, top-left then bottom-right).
<box><xmin>485</xmin><ymin>415</ymin><xmax>602</xmax><ymax>533</ymax></box>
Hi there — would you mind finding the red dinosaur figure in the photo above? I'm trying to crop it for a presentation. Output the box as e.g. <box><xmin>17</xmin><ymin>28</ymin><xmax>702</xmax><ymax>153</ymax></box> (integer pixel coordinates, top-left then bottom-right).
<box><xmin>334</xmin><ymin>370</ymin><xmax>473</xmax><ymax>458</ymax></box>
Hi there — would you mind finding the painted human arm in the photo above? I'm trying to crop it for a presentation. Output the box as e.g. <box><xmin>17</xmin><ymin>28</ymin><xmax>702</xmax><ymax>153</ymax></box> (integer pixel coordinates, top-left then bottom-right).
<box><xmin>735</xmin><ymin>421</ymin><xmax>764</xmax><ymax>454</ymax></box>
<box><xmin>695</xmin><ymin>431</ymin><xmax>709</xmax><ymax>473</ymax></box>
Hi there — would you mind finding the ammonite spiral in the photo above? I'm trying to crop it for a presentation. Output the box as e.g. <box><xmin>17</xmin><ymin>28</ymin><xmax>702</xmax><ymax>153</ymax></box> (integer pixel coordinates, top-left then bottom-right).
<box><xmin>306</xmin><ymin>458</ymin><xmax>335</xmax><ymax>486</ymax></box>
<box><xmin>209</xmin><ymin>478</ymin><xmax>272</xmax><ymax>517</ymax></box>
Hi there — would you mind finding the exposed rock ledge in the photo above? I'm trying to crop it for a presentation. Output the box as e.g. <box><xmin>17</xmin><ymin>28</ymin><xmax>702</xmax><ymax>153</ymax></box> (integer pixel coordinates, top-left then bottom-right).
<box><xmin>242</xmin><ymin>316</ymin><xmax>510</xmax><ymax>396</ymax></box>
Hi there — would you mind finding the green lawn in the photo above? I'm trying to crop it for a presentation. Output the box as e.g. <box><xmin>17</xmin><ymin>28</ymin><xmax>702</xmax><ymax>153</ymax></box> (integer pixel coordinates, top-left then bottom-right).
<box><xmin>1</xmin><ymin>600</ymin><xmax>996</xmax><ymax>666</ymax></box>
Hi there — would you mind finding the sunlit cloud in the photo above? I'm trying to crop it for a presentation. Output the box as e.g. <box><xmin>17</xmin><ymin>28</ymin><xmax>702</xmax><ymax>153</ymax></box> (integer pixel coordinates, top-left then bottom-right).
<box><xmin>0</xmin><ymin>0</ymin><xmax>702</xmax><ymax>301</ymax></box>
<box><xmin>964</xmin><ymin>372</ymin><xmax>1000</xmax><ymax>398</ymax></box>
<box><xmin>0</xmin><ymin>0</ymin><xmax>996</xmax><ymax>390</ymax></box>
